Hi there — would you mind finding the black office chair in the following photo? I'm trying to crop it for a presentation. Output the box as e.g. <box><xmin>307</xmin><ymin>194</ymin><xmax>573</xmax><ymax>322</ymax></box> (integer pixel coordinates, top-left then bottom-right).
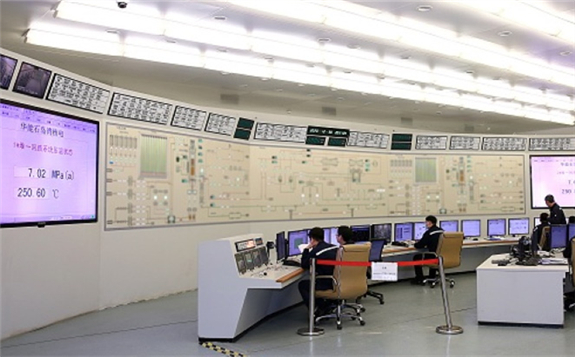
<box><xmin>356</xmin><ymin>239</ymin><xmax>385</xmax><ymax>305</ymax></box>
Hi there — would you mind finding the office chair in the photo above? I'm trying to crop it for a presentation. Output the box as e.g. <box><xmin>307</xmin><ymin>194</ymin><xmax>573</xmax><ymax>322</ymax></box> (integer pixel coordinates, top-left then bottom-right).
<box><xmin>359</xmin><ymin>239</ymin><xmax>385</xmax><ymax>305</ymax></box>
<box><xmin>422</xmin><ymin>232</ymin><xmax>464</xmax><ymax>288</ymax></box>
<box><xmin>539</xmin><ymin>226</ymin><xmax>551</xmax><ymax>251</ymax></box>
<box><xmin>315</xmin><ymin>243</ymin><xmax>371</xmax><ymax>330</ymax></box>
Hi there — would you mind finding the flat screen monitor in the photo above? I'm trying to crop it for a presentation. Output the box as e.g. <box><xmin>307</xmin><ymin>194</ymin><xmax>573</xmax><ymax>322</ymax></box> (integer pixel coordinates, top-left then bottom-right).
<box><xmin>461</xmin><ymin>219</ymin><xmax>481</xmax><ymax>238</ymax></box>
<box><xmin>413</xmin><ymin>222</ymin><xmax>427</xmax><ymax>240</ymax></box>
<box><xmin>0</xmin><ymin>54</ymin><xmax>18</xmax><ymax>90</ymax></box>
<box><xmin>508</xmin><ymin>218</ymin><xmax>530</xmax><ymax>236</ymax></box>
<box><xmin>1</xmin><ymin>100</ymin><xmax>99</xmax><ymax>228</ymax></box>
<box><xmin>243</xmin><ymin>251</ymin><xmax>254</xmax><ymax>270</ymax></box>
<box><xmin>487</xmin><ymin>219</ymin><xmax>506</xmax><ymax>237</ymax></box>
<box><xmin>258</xmin><ymin>246</ymin><xmax>269</xmax><ymax>266</ymax></box>
<box><xmin>394</xmin><ymin>222</ymin><xmax>413</xmax><ymax>242</ymax></box>
<box><xmin>235</xmin><ymin>253</ymin><xmax>246</xmax><ymax>274</ymax></box>
<box><xmin>324</xmin><ymin>227</ymin><xmax>338</xmax><ymax>245</ymax></box>
<box><xmin>550</xmin><ymin>225</ymin><xmax>568</xmax><ymax>249</ymax></box>
<box><xmin>534</xmin><ymin>217</ymin><xmax>541</xmax><ymax>227</ymax></box>
<box><xmin>440</xmin><ymin>220</ymin><xmax>458</xmax><ymax>232</ymax></box>
<box><xmin>351</xmin><ymin>224</ymin><xmax>370</xmax><ymax>242</ymax></box>
<box><xmin>252</xmin><ymin>249</ymin><xmax>262</xmax><ymax>268</ymax></box>
<box><xmin>371</xmin><ymin>223</ymin><xmax>391</xmax><ymax>240</ymax></box>
<box><xmin>275</xmin><ymin>231</ymin><xmax>287</xmax><ymax>262</ymax></box>
<box><xmin>287</xmin><ymin>229</ymin><xmax>308</xmax><ymax>256</ymax></box>
<box><xmin>569</xmin><ymin>223</ymin><xmax>575</xmax><ymax>241</ymax></box>
<box><xmin>530</xmin><ymin>155</ymin><xmax>575</xmax><ymax>209</ymax></box>
<box><xmin>12</xmin><ymin>62</ymin><xmax>52</xmax><ymax>98</ymax></box>
<box><xmin>369</xmin><ymin>240</ymin><xmax>386</xmax><ymax>262</ymax></box>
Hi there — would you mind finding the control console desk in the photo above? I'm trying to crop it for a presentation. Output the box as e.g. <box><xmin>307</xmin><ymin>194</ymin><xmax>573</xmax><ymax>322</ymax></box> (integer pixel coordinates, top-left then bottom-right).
<box><xmin>198</xmin><ymin>234</ymin><xmax>303</xmax><ymax>342</ymax></box>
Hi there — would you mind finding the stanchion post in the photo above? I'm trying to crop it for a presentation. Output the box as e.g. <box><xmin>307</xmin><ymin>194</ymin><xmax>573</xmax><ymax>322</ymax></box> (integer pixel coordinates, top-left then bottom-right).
<box><xmin>297</xmin><ymin>258</ymin><xmax>324</xmax><ymax>336</ymax></box>
<box><xmin>435</xmin><ymin>256</ymin><xmax>463</xmax><ymax>335</ymax></box>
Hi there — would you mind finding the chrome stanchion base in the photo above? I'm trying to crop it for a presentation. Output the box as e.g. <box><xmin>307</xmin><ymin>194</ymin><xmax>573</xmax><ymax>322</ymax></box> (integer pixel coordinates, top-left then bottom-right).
<box><xmin>297</xmin><ymin>327</ymin><xmax>325</xmax><ymax>336</ymax></box>
<box><xmin>436</xmin><ymin>325</ymin><xmax>464</xmax><ymax>335</ymax></box>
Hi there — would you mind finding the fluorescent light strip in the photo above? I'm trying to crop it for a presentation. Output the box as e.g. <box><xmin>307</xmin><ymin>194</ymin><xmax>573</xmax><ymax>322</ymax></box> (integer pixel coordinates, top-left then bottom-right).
<box><xmin>25</xmin><ymin>28</ymin><xmax>574</xmax><ymax>125</ymax></box>
<box><xmin>229</xmin><ymin>0</ymin><xmax>575</xmax><ymax>88</ymax></box>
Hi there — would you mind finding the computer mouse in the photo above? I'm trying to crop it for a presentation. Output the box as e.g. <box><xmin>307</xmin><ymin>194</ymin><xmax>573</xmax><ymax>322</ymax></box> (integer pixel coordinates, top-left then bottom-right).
<box><xmin>473</xmin><ymin>238</ymin><xmax>479</xmax><ymax>241</ymax></box>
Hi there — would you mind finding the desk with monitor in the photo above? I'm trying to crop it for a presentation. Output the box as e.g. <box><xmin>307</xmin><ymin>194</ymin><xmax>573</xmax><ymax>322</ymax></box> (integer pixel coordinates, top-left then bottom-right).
<box><xmin>198</xmin><ymin>234</ymin><xmax>304</xmax><ymax>342</ymax></box>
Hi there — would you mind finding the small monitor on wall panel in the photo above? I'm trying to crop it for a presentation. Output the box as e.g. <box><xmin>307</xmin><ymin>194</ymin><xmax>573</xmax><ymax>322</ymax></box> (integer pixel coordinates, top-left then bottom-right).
<box><xmin>1</xmin><ymin>100</ymin><xmax>99</xmax><ymax>228</ymax></box>
<box><xmin>461</xmin><ymin>219</ymin><xmax>481</xmax><ymax>238</ymax></box>
<box><xmin>440</xmin><ymin>220</ymin><xmax>458</xmax><ymax>232</ymax></box>
<box><xmin>275</xmin><ymin>231</ymin><xmax>287</xmax><ymax>262</ymax></box>
<box><xmin>413</xmin><ymin>222</ymin><xmax>427</xmax><ymax>240</ymax></box>
<box><xmin>508</xmin><ymin>218</ymin><xmax>530</xmax><ymax>236</ymax></box>
<box><xmin>12</xmin><ymin>62</ymin><xmax>52</xmax><ymax>98</ymax></box>
<box><xmin>371</xmin><ymin>223</ymin><xmax>392</xmax><ymax>240</ymax></box>
<box><xmin>487</xmin><ymin>219</ymin><xmax>506</xmax><ymax>237</ymax></box>
<box><xmin>530</xmin><ymin>155</ymin><xmax>575</xmax><ymax>209</ymax></box>
<box><xmin>287</xmin><ymin>229</ymin><xmax>308</xmax><ymax>256</ymax></box>
<box><xmin>0</xmin><ymin>54</ymin><xmax>18</xmax><ymax>90</ymax></box>
<box><xmin>394</xmin><ymin>222</ymin><xmax>413</xmax><ymax>242</ymax></box>
<box><xmin>550</xmin><ymin>225</ymin><xmax>568</xmax><ymax>249</ymax></box>
<box><xmin>351</xmin><ymin>224</ymin><xmax>370</xmax><ymax>242</ymax></box>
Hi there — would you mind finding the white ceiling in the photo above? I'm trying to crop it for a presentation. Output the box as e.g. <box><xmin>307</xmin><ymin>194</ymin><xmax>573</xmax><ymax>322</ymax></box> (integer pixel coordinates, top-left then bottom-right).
<box><xmin>1</xmin><ymin>0</ymin><xmax>574</xmax><ymax>134</ymax></box>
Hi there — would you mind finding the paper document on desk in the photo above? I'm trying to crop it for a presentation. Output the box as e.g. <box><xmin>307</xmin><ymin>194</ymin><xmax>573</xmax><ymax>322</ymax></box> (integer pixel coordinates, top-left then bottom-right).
<box><xmin>539</xmin><ymin>258</ymin><xmax>568</xmax><ymax>265</ymax></box>
<box><xmin>371</xmin><ymin>262</ymin><xmax>398</xmax><ymax>281</ymax></box>
<box><xmin>298</xmin><ymin>243</ymin><xmax>308</xmax><ymax>253</ymax></box>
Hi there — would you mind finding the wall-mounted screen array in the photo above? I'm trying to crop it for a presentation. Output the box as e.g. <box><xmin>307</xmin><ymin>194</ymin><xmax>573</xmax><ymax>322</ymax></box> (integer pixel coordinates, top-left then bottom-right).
<box><xmin>508</xmin><ymin>218</ymin><xmax>529</xmax><ymax>236</ymax></box>
<box><xmin>13</xmin><ymin>62</ymin><xmax>52</xmax><ymax>98</ymax></box>
<box><xmin>0</xmin><ymin>54</ymin><xmax>18</xmax><ymax>90</ymax></box>
<box><xmin>371</xmin><ymin>223</ymin><xmax>391</xmax><ymax>240</ymax></box>
<box><xmin>439</xmin><ymin>220</ymin><xmax>458</xmax><ymax>232</ymax></box>
<box><xmin>287</xmin><ymin>229</ymin><xmax>308</xmax><ymax>256</ymax></box>
<box><xmin>530</xmin><ymin>155</ymin><xmax>575</xmax><ymax>209</ymax></box>
<box><xmin>0</xmin><ymin>100</ymin><xmax>99</xmax><ymax>227</ymax></box>
<box><xmin>487</xmin><ymin>219</ymin><xmax>506</xmax><ymax>236</ymax></box>
<box><xmin>461</xmin><ymin>219</ymin><xmax>481</xmax><ymax>238</ymax></box>
<box><xmin>413</xmin><ymin>222</ymin><xmax>427</xmax><ymax>240</ymax></box>
<box><xmin>395</xmin><ymin>222</ymin><xmax>413</xmax><ymax>242</ymax></box>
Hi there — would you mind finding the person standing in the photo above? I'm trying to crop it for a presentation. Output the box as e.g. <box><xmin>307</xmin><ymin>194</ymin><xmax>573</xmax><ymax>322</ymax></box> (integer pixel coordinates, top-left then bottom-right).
<box><xmin>412</xmin><ymin>215</ymin><xmax>444</xmax><ymax>285</ymax></box>
<box><xmin>545</xmin><ymin>194</ymin><xmax>566</xmax><ymax>224</ymax></box>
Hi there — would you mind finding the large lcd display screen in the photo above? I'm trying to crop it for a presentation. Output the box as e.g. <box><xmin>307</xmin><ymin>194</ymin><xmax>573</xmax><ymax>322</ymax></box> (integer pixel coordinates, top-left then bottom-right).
<box><xmin>0</xmin><ymin>54</ymin><xmax>18</xmax><ymax>90</ymax></box>
<box><xmin>530</xmin><ymin>155</ymin><xmax>575</xmax><ymax>209</ymax></box>
<box><xmin>1</xmin><ymin>100</ymin><xmax>99</xmax><ymax>227</ymax></box>
<box><xmin>12</xmin><ymin>62</ymin><xmax>52</xmax><ymax>98</ymax></box>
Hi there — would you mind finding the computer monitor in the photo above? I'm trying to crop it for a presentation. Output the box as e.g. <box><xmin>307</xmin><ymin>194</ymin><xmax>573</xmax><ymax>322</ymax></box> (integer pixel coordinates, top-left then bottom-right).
<box><xmin>351</xmin><ymin>224</ymin><xmax>370</xmax><ymax>242</ymax></box>
<box><xmin>439</xmin><ymin>220</ymin><xmax>458</xmax><ymax>232</ymax></box>
<box><xmin>287</xmin><ymin>229</ymin><xmax>308</xmax><ymax>256</ymax></box>
<box><xmin>413</xmin><ymin>222</ymin><xmax>427</xmax><ymax>240</ymax></box>
<box><xmin>394</xmin><ymin>222</ymin><xmax>413</xmax><ymax>242</ymax></box>
<box><xmin>369</xmin><ymin>240</ymin><xmax>386</xmax><ymax>262</ymax></box>
<box><xmin>487</xmin><ymin>219</ymin><xmax>506</xmax><ymax>237</ymax></box>
<box><xmin>275</xmin><ymin>231</ymin><xmax>287</xmax><ymax>262</ymax></box>
<box><xmin>534</xmin><ymin>217</ymin><xmax>541</xmax><ymax>227</ymax></box>
<box><xmin>550</xmin><ymin>225</ymin><xmax>568</xmax><ymax>249</ymax></box>
<box><xmin>508</xmin><ymin>218</ymin><xmax>530</xmax><ymax>236</ymax></box>
<box><xmin>371</xmin><ymin>223</ymin><xmax>392</xmax><ymax>241</ymax></box>
<box><xmin>234</xmin><ymin>253</ymin><xmax>246</xmax><ymax>274</ymax></box>
<box><xmin>243</xmin><ymin>251</ymin><xmax>254</xmax><ymax>270</ymax></box>
<box><xmin>258</xmin><ymin>246</ymin><xmax>269</xmax><ymax>266</ymax></box>
<box><xmin>461</xmin><ymin>219</ymin><xmax>481</xmax><ymax>238</ymax></box>
<box><xmin>569</xmin><ymin>223</ymin><xmax>575</xmax><ymax>241</ymax></box>
<box><xmin>252</xmin><ymin>249</ymin><xmax>262</xmax><ymax>268</ymax></box>
<box><xmin>324</xmin><ymin>227</ymin><xmax>338</xmax><ymax>245</ymax></box>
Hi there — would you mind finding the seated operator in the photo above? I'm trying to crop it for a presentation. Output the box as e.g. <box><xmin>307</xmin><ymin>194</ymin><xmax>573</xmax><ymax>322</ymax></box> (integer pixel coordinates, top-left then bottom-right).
<box><xmin>298</xmin><ymin>227</ymin><xmax>338</xmax><ymax>316</ymax></box>
<box><xmin>532</xmin><ymin>212</ymin><xmax>550</xmax><ymax>250</ymax></box>
<box><xmin>336</xmin><ymin>225</ymin><xmax>355</xmax><ymax>246</ymax></box>
<box><xmin>411</xmin><ymin>215</ymin><xmax>444</xmax><ymax>285</ymax></box>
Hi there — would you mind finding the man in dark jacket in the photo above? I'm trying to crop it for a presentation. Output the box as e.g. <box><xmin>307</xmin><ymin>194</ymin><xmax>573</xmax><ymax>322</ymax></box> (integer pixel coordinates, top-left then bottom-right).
<box><xmin>298</xmin><ymin>227</ymin><xmax>338</xmax><ymax>314</ymax></box>
<box><xmin>412</xmin><ymin>215</ymin><xmax>444</xmax><ymax>285</ymax></box>
<box><xmin>533</xmin><ymin>212</ymin><xmax>551</xmax><ymax>251</ymax></box>
<box><xmin>545</xmin><ymin>194</ymin><xmax>567</xmax><ymax>224</ymax></box>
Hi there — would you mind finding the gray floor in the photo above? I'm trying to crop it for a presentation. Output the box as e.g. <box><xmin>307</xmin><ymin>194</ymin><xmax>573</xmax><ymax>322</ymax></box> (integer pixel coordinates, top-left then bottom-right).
<box><xmin>2</xmin><ymin>273</ymin><xmax>574</xmax><ymax>356</ymax></box>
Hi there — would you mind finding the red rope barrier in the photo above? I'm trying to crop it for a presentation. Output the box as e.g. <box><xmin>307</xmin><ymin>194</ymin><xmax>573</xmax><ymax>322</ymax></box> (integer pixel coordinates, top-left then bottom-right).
<box><xmin>316</xmin><ymin>258</ymin><xmax>439</xmax><ymax>267</ymax></box>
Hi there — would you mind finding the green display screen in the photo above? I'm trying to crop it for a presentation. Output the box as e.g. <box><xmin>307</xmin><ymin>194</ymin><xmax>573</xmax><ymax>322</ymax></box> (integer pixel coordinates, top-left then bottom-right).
<box><xmin>305</xmin><ymin>135</ymin><xmax>326</xmax><ymax>146</ymax></box>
